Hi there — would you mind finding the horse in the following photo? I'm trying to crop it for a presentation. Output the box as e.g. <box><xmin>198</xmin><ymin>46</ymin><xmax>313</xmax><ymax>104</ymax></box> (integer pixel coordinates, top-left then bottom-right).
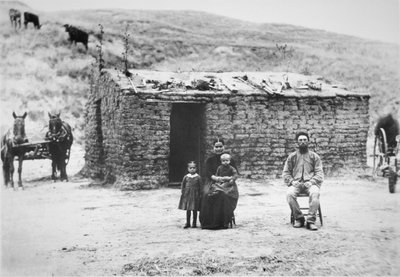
<box><xmin>1</xmin><ymin>112</ymin><xmax>29</xmax><ymax>189</ymax></box>
<box><xmin>45</xmin><ymin>113</ymin><xmax>73</xmax><ymax>181</ymax></box>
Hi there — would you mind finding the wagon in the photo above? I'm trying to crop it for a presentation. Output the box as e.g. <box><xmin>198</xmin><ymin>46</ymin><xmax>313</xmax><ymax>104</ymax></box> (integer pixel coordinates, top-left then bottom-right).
<box><xmin>372</xmin><ymin>128</ymin><xmax>400</xmax><ymax>193</ymax></box>
<box><xmin>13</xmin><ymin>140</ymin><xmax>51</xmax><ymax>160</ymax></box>
<box><xmin>13</xmin><ymin>140</ymin><xmax>71</xmax><ymax>164</ymax></box>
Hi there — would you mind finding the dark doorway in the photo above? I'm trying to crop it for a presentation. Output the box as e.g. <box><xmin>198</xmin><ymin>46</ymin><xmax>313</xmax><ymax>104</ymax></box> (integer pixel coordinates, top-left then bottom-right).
<box><xmin>169</xmin><ymin>103</ymin><xmax>205</xmax><ymax>185</ymax></box>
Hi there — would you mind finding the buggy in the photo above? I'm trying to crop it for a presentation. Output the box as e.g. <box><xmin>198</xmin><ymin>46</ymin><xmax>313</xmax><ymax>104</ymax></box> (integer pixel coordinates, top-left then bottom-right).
<box><xmin>373</xmin><ymin>128</ymin><xmax>400</xmax><ymax>193</ymax></box>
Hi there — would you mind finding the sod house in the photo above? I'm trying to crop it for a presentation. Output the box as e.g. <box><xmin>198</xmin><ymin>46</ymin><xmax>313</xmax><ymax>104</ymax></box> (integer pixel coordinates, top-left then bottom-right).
<box><xmin>85</xmin><ymin>69</ymin><xmax>370</xmax><ymax>190</ymax></box>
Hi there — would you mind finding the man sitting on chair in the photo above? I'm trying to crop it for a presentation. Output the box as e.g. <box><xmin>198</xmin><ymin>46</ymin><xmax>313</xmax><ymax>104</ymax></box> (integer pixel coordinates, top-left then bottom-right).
<box><xmin>283</xmin><ymin>131</ymin><xmax>324</xmax><ymax>231</ymax></box>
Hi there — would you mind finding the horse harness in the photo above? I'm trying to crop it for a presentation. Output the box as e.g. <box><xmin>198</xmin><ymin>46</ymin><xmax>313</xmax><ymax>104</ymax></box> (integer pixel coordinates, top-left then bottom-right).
<box><xmin>47</xmin><ymin>120</ymin><xmax>71</xmax><ymax>143</ymax></box>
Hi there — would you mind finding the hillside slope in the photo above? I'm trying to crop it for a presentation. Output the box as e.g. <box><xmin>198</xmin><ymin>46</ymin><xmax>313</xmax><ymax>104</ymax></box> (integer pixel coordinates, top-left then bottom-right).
<box><xmin>0</xmin><ymin>6</ymin><xmax>399</xmax><ymax>143</ymax></box>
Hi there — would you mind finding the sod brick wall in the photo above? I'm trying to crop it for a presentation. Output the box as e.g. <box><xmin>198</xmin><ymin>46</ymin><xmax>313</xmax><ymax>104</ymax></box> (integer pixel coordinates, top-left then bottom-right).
<box><xmin>85</xmin><ymin>70</ymin><xmax>369</xmax><ymax>189</ymax></box>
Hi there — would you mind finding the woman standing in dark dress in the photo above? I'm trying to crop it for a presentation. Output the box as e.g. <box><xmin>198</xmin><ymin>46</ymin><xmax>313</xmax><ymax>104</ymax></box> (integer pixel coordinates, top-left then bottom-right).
<box><xmin>200</xmin><ymin>139</ymin><xmax>239</xmax><ymax>229</ymax></box>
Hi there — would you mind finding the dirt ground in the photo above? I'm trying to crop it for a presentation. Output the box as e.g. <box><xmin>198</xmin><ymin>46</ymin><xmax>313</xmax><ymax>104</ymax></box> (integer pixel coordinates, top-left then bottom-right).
<box><xmin>1</xmin><ymin>145</ymin><xmax>400</xmax><ymax>276</ymax></box>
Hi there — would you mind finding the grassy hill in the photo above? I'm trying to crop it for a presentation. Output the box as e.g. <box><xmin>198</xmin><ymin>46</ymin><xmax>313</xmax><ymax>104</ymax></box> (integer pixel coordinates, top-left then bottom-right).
<box><xmin>0</xmin><ymin>3</ymin><xmax>399</xmax><ymax>144</ymax></box>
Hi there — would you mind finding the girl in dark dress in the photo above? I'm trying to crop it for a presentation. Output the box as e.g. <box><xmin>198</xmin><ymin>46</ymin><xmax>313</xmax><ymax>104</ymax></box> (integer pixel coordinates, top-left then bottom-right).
<box><xmin>200</xmin><ymin>139</ymin><xmax>239</xmax><ymax>229</ymax></box>
<box><xmin>178</xmin><ymin>161</ymin><xmax>202</xmax><ymax>228</ymax></box>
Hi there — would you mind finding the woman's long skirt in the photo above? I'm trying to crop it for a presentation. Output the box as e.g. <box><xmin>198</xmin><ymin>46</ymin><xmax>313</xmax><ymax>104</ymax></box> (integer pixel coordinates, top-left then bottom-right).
<box><xmin>199</xmin><ymin>189</ymin><xmax>237</xmax><ymax>229</ymax></box>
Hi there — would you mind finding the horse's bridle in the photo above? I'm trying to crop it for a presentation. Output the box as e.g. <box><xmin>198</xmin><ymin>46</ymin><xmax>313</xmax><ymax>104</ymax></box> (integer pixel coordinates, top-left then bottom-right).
<box><xmin>12</xmin><ymin>117</ymin><xmax>28</xmax><ymax>145</ymax></box>
<box><xmin>48</xmin><ymin>118</ymin><xmax>69</xmax><ymax>143</ymax></box>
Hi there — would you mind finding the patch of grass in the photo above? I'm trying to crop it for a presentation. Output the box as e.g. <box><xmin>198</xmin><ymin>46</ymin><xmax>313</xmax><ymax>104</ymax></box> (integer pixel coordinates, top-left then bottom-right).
<box><xmin>119</xmin><ymin>253</ymin><xmax>333</xmax><ymax>276</ymax></box>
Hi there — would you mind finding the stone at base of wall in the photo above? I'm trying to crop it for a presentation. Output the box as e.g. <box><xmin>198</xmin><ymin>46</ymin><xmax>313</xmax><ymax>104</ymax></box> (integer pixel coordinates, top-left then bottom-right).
<box><xmin>74</xmin><ymin>164</ymin><xmax>89</xmax><ymax>178</ymax></box>
<box><xmin>323</xmin><ymin>165</ymin><xmax>370</xmax><ymax>178</ymax></box>
<box><xmin>114</xmin><ymin>178</ymin><xmax>163</xmax><ymax>190</ymax></box>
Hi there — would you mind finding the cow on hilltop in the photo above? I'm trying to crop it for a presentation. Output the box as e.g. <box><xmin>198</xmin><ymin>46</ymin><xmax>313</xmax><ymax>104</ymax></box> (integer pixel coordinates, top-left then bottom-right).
<box><xmin>24</xmin><ymin>12</ymin><xmax>41</xmax><ymax>29</ymax></box>
<box><xmin>9</xmin><ymin>9</ymin><xmax>21</xmax><ymax>29</ymax></box>
<box><xmin>63</xmin><ymin>24</ymin><xmax>89</xmax><ymax>50</ymax></box>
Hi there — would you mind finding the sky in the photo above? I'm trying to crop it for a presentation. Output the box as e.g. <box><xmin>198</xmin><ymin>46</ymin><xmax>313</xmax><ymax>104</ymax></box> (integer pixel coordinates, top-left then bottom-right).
<box><xmin>19</xmin><ymin>0</ymin><xmax>400</xmax><ymax>44</ymax></box>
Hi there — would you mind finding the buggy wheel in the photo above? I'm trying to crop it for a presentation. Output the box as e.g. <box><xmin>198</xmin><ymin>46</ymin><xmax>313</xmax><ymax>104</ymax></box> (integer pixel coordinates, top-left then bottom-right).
<box><xmin>388</xmin><ymin>167</ymin><xmax>397</xmax><ymax>193</ymax></box>
<box><xmin>373</xmin><ymin>128</ymin><xmax>388</xmax><ymax>176</ymax></box>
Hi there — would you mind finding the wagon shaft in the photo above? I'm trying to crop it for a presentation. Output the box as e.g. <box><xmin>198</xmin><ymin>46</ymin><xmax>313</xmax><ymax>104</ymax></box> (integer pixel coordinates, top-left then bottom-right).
<box><xmin>13</xmin><ymin>141</ymin><xmax>51</xmax><ymax>160</ymax></box>
<box><xmin>12</xmin><ymin>141</ymin><xmax>49</xmax><ymax>149</ymax></box>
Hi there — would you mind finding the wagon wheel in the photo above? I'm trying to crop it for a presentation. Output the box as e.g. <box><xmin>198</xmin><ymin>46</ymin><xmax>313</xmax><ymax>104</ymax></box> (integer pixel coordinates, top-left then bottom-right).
<box><xmin>373</xmin><ymin>128</ymin><xmax>388</xmax><ymax>176</ymax></box>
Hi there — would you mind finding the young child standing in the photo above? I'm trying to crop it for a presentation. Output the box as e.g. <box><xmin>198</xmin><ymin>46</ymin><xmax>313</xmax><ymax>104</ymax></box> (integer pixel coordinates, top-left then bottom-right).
<box><xmin>178</xmin><ymin>161</ymin><xmax>202</xmax><ymax>228</ymax></box>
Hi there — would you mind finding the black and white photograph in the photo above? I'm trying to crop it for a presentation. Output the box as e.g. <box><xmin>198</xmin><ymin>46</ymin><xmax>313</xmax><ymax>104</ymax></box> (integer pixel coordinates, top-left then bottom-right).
<box><xmin>1</xmin><ymin>0</ymin><xmax>399</xmax><ymax>275</ymax></box>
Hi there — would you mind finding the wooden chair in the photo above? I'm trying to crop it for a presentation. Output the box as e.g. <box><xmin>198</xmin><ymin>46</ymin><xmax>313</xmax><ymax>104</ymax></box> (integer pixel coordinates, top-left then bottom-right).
<box><xmin>229</xmin><ymin>214</ymin><xmax>236</xmax><ymax>228</ymax></box>
<box><xmin>290</xmin><ymin>193</ymin><xmax>323</xmax><ymax>226</ymax></box>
